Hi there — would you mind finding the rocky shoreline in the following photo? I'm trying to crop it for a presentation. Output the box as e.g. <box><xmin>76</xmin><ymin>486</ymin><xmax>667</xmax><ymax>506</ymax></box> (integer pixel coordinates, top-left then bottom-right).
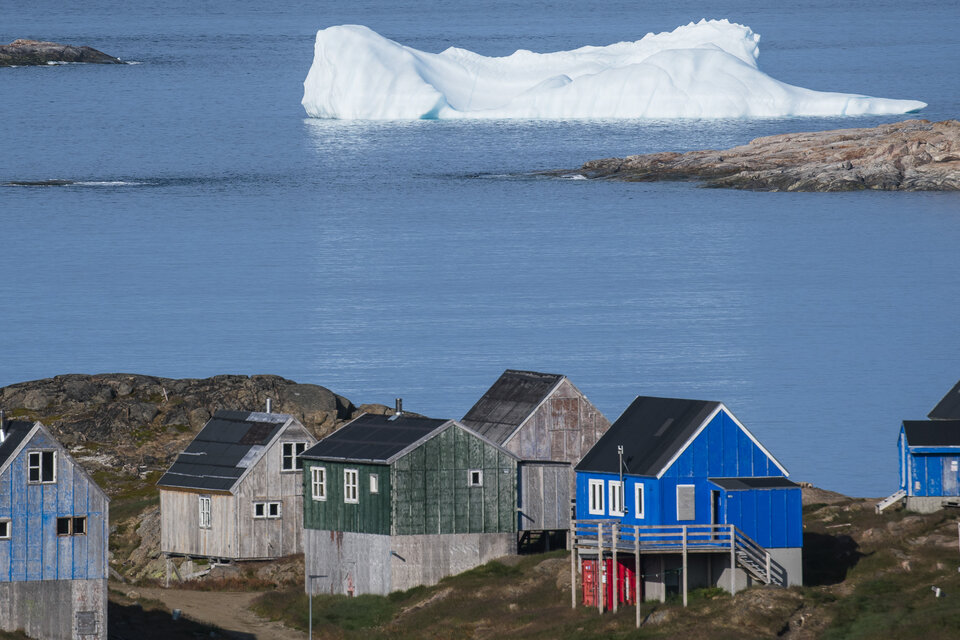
<box><xmin>565</xmin><ymin>119</ymin><xmax>960</xmax><ymax>191</ymax></box>
<box><xmin>0</xmin><ymin>39</ymin><xmax>123</xmax><ymax>66</ymax></box>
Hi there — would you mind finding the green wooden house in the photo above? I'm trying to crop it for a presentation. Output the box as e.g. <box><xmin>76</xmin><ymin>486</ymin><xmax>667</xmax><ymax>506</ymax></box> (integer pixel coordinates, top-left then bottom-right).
<box><xmin>301</xmin><ymin>413</ymin><xmax>518</xmax><ymax>595</ymax></box>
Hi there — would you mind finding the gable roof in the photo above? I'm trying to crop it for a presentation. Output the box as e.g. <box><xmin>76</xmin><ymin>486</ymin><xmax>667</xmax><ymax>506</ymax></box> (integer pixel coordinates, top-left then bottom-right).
<box><xmin>929</xmin><ymin>380</ymin><xmax>960</xmax><ymax>420</ymax></box>
<box><xmin>301</xmin><ymin>413</ymin><xmax>452</xmax><ymax>464</ymax></box>
<box><xmin>902</xmin><ymin>419</ymin><xmax>960</xmax><ymax>447</ymax></box>
<box><xmin>710</xmin><ymin>477</ymin><xmax>800</xmax><ymax>491</ymax></box>
<box><xmin>0</xmin><ymin>420</ymin><xmax>39</xmax><ymax>471</ymax></box>
<box><xmin>157</xmin><ymin>410</ymin><xmax>299</xmax><ymax>492</ymax></box>
<box><xmin>576</xmin><ymin>396</ymin><xmax>720</xmax><ymax>476</ymax></box>
<box><xmin>461</xmin><ymin>370</ymin><xmax>564</xmax><ymax>445</ymax></box>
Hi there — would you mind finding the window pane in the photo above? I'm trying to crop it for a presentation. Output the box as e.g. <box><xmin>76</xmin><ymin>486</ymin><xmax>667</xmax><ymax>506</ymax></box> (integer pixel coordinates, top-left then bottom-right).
<box><xmin>269</xmin><ymin>503</ymin><xmax>280</xmax><ymax>517</ymax></box>
<box><xmin>73</xmin><ymin>517</ymin><xmax>86</xmax><ymax>535</ymax></box>
<box><xmin>41</xmin><ymin>451</ymin><xmax>55</xmax><ymax>482</ymax></box>
<box><xmin>255</xmin><ymin>503</ymin><xmax>265</xmax><ymax>517</ymax></box>
<box><xmin>0</xmin><ymin>521</ymin><xmax>9</xmax><ymax>538</ymax></box>
<box><xmin>57</xmin><ymin>517</ymin><xmax>71</xmax><ymax>535</ymax></box>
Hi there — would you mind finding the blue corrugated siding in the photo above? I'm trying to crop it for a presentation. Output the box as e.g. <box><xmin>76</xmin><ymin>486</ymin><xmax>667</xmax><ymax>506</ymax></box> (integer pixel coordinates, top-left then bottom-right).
<box><xmin>576</xmin><ymin>408</ymin><xmax>800</xmax><ymax>548</ymax></box>
<box><xmin>0</xmin><ymin>429</ymin><xmax>107</xmax><ymax>583</ymax></box>
<box><xmin>908</xmin><ymin>450</ymin><xmax>960</xmax><ymax>497</ymax></box>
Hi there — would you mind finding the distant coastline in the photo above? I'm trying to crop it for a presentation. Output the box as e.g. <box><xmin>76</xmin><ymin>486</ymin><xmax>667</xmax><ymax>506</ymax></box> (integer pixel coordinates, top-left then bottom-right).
<box><xmin>0</xmin><ymin>39</ymin><xmax>122</xmax><ymax>66</ymax></box>
<box><xmin>559</xmin><ymin>119</ymin><xmax>960</xmax><ymax>192</ymax></box>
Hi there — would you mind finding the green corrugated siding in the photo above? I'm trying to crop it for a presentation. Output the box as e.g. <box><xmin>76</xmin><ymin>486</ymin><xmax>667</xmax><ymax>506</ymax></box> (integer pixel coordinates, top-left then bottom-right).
<box><xmin>302</xmin><ymin>460</ymin><xmax>390</xmax><ymax>534</ymax></box>
<box><xmin>392</xmin><ymin>425</ymin><xmax>516</xmax><ymax>535</ymax></box>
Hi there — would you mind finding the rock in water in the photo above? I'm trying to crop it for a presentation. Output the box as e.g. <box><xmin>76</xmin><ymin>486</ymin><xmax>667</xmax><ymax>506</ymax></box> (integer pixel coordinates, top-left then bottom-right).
<box><xmin>570</xmin><ymin>119</ymin><xmax>960</xmax><ymax>191</ymax></box>
<box><xmin>0</xmin><ymin>39</ymin><xmax>123</xmax><ymax>66</ymax></box>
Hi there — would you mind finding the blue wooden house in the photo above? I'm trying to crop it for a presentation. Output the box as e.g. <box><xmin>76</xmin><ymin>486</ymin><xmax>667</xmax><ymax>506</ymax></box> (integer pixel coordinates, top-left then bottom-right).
<box><xmin>571</xmin><ymin>396</ymin><xmax>801</xmax><ymax>609</ymax></box>
<box><xmin>885</xmin><ymin>379</ymin><xmax>960</xmax><ymax>513</ymax></box>
<box><xmin>0</xmin><ymin>417</ymin><xmax>109</xmax><ymax>639</ymax></box>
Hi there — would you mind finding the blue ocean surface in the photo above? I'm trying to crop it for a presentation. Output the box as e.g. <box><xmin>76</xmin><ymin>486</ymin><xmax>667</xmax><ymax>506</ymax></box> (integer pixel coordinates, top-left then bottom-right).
<box><xmin>1</xmin><ymin>0</ymin><xmax>958</xmax><ymax>496</ymax></box>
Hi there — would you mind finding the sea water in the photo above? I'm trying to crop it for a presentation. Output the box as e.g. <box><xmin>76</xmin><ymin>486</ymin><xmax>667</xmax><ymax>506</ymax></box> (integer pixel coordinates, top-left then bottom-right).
<box><xmin>1</xmin><ymin>0</ymin><xmax>958</xmax><ymax>496</ymax></box>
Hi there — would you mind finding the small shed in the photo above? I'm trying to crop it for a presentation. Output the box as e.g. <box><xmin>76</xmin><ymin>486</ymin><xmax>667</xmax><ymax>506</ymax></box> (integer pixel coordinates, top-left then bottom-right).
<box><xmin>572</xmin><ymin>395</ymin><xmax>802</xmax><ymax>607</ymax></box>
<box><xmin>0</xmin><ymin>418</ymin><xmax>109</xmax><ymax>639</ymax></box>
<box><xmin>897</xmin><ymin>419</ymin><xmax>960</xmax><ymax>512</ymax></box>
<box><xmin>157</xmin><ymin>410</ymin><xmax>317</xmax><ymax>569</ymax></box>
<box><xmin>301</xmin><ymin>413</ymin><xmax>517</xmax><ymax>595</ymax></box>
<box><xmin>462</xmin><ymin>370</ymin><xmax>610</xmax><ymax>536</ymax></box>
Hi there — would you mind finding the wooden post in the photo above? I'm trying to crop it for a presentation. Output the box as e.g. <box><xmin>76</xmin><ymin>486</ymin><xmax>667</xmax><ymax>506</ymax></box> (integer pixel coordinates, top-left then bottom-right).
<box><xmin>165</xmin><ymin>555</ymin><xmax>170</xmax><ymax>589</ymax></box>
<box><xmin>765</xmin><ymin>551</ymin><xmax>772</xmax><ymax>584</ymax></box>
<box><xmin>634</xmin><ymin>525</ymin><xmax>641</xmax><ymax>629</ymax></box>
<box><xmin>681</xmin><ymin>525</ymin><xmax>688</xmax><ymax>607</ymax></box>
<box><xmin>659</xmin><ymin>555</ymin><xmax>666</xmax><ymax>603</ymax></box>
<box><xmin>571</xmin><ymin>519</ymin><xmax>577</xmax><ymax>610</ymax></box>
<box><xmin>730</xmin><ymin>527</ymin><xmax>737</xmax><ymax>595</ymax></box>
<box><xmin>597</xmin><ymin>522</ymin><xmax>604</xmax><ymax>615</ymax></box>
<box><xmin>612</xmin><ymin>523</ymin><xmax>619</xmax><ymax>613</ymax></box>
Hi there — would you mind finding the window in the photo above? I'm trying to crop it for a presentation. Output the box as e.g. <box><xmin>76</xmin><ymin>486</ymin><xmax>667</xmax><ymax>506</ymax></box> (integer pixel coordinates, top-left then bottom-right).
<box><xmin>952</xmin><ymin>460</ymin><xmax>958</xmax><ymax>472</ymax></box>
<box><xmin>609</xmin><ymin>481</ymin><xmax>624</xmax><ymax>516</ymax></box>
<box><xmin>199</xmin><ymin>496</ymin><xmax>211</xmax><ymax>529</ymax></box>
<box><xmin>634</xmin><ymin>484</ymin><xmax>645</xmax><ymax>519</ymax></box>
<box><xmin>344</xmin><ymin>469</ymin><xmax>359</xmax><ymax>504</ymax></box>
<box><xmin>253</xmin><ymin>501</ymin><xmax>282</xmax><ymax>519</ymax></box>
<box><xmin>369</xmin><ymin>474</ymin><xmax>379</xmax><ymax>494</ymax></box>
<box><xmin>468</xmin><ymin>470</ymin><xmax>483</xmax><ymax>487</ymax></box>
<box><xmin>27</xmin><ymin>450</ymin><xmax>56</xmax><ymax>483</ymax></box>
<box><xmin>311</xmin><ymin>467</ymin><xmax>327</xmax><ymax>501</ymax></box>
<box><xmin>677</xmin><ymin>485</ymin><xmax>695</xmax><ymax>521</ymax></box>
<box><xmin>56</xmin><ymin>517</ymin><xmax>86</xmax><ymax>536</ymax></box>
<box><xmin>588</xmin><ymin>479</ymin><xmax>605</xmax><ymax>515</ymax></box>
<box><xmin>282</xmin><ymin>442</ymin><xmax>307</xmax><ymax>471</ymax></box>
<box><xmin>0</xmin><ymin>520</ymin><xmax>9</xmax><ymax>540</ymax></box>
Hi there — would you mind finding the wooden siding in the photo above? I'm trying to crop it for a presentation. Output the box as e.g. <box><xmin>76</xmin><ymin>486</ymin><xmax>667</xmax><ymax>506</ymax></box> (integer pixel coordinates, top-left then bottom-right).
<box><xmin>392</xmin><ymin>425</ymin><xmax>516</xmax><ymax>536</ymax></box>
<box><xmin>505</xmin><ymin>379</ymin><xmax>610</xmax><ymax>464</ymax></box>
<box><xmin>518</xmin><ymin>462</ymin><xmax>570</xmax><ymax>530</ymax></box>
<box><xmin>0</xmin><ymin>428</ymin><xmax>108</xmax><ymax>583</ymax></box>
<box><xmin>160</xmin><ymin>490</ymin><xmax>236</xmax><ymax>558</ymax></box>
<box><xmin>302</xmin><ymin>461</ymin><xmax>391</xmax><ymax>535</ymax></box>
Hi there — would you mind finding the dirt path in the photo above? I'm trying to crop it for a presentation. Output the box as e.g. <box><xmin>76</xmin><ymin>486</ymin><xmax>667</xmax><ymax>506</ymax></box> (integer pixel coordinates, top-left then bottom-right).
<box><xmin>136</xmin><ymin>586</ymin><xmax>305</xmax><ymax>640</ymax></box>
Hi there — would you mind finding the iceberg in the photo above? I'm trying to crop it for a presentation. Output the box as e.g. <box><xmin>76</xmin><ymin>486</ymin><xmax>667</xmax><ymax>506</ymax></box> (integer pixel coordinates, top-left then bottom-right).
<box><xmin>301</xmin><ymin>20</ymin><xmax>926</xmax><ymax>120</ymax></box>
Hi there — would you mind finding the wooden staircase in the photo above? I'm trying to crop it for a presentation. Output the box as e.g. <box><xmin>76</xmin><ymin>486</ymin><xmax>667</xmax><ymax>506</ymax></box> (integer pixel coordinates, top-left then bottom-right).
<box><xmin>875</xmin><ymin>489</ymin><xmax>907</xmax><ymax>513</ymax></box>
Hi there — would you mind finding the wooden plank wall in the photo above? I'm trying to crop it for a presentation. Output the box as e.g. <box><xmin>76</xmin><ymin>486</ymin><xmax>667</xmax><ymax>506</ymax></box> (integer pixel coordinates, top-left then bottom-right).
<box><xmin>508</xmin><ymin>379</ymin><xmax>610</xmax><ymax>464</ymax></box>
<box><xmin>160</xmin><ymin>490</ymin><xmax>236</xmax><ymax>558</ymax></box>
<box><xmin>392</xmin><ymin>425</ymin><xmax>516</xmax><ymax>536</ymax></box>
<box><xmin>0</xmin><ymin>428</ymin><xmax>108</xmax><ymax>583</ymax></box>
<box><xmin>518</xmin><ymin>462</ymin><xmax>570</xmax><ymax>530</ymax></box>
<box><xmin>302</xmin><ymin>460</ymin><xmax>391</xmax><ymax>535</ymax></box>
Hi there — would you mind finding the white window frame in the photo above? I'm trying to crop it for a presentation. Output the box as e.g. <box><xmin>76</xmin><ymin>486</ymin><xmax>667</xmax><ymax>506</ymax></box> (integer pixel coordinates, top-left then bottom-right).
<box><xmin>311</xmin><ymin>466</ymin><xmax>327</xmax><ymax>501</ymax></box>
<box><xmin>254</xmin><ymin>501</ymin><xmax>282</xmax><ymax>519</ymax></box>
<box><xmin>344</xmin><ymin>469</ymin><xmax>359</xmax><ymax>504</ymax></box>
<box><xmin>268</xmin><ymin>502</ymin><xmax>281</xmax><ymax>518</ymax></box>
<box><xmin>254</xmin><ymin>502</ymin><xmax>266</xmax><ymax>518</ymax></box>
<box><xmin>468</xmin><ymin>469</ymin><xmax>483</xmax><ymax>487</ymax></box>
<box><xmin>634</xmin><ymin>484</ymin><xmax>645</xmax><ymax>519</ymax></box>
<box><xmin>199</xmin><ymin>496</ymin><xmax>212</xmax><ymax>529</ymax></box>
<box><xmin>677</xmin><ymin>484</ymin><xmax>696</xmax><ymax>521</ymax></box>
<box><xmin>588</xmin><ymin>479</ymin><xmax>605</xmax><ymax>515</ymax></box>
<box><xmin>281</xmin><ymin>442</ymin><xmax>307</xmax><ymax>472</ymax></box>
<box><xmin>27</xmin><ymin>450</ymin><xmax>56</xmax><ymax>484</ymax></box>
<box><xmin>609</xmin><ymin>481</ymin><xmax>624</xmax><ymax>516</ymax></box>
<box><xmin>369</xmin><ymin>473</ymin><xmax>379</xmax><ymax>494</ymax></box>
<box><xmin>0</xmin><ymin>519</ymin><xmax>9</xmax><ymax>540</ymax></box>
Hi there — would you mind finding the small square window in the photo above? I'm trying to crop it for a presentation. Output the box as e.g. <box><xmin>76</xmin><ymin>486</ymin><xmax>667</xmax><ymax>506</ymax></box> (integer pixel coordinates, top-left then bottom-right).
<box><xmin>369</xmin><ymin>474</ymin><xmax>379</xmax><ymax>494</ymax></box>
<box><xmin>0</xmin><ymin>520</ymin><xmax>10</xmax><ymax>540</ymax></box>
<box><xmin>72</xmin><ymin>517</ymin><xmax>86</xmax><ymax>535</ymax></box>
<box><xmin>27</xmin><ymin>450</ymin><xmax>56</xmax><ymax>484</ymax></box>
<box><xmin>282</xmin><ymin>442</ymin><xmax>307</xmax><ymax>471</ymax></box>
<box><xmin>254</xmin><ymin>502</ymin><xmax>266</xmax><ymax>518</ymax></box>
<box><xmin>57</xmin><ymin>517</ymin><xmax>72</xmax><ymax>536</ymax></box>
<box><xmin>468</xmin><ymin>470</ymin><xmax>483</xmax><ymax>487</ymax></box>
<box><xmin>268</xmin><ymin>502</ymin><xmax>281</xmax><ymax>518</ymax></box>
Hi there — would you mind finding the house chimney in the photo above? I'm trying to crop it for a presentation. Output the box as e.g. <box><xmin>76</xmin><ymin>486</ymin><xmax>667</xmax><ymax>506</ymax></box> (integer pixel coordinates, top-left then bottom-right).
<box><xmin>266</xmin><ymin>398</ymin><xmax>272</xmax><ymax>414</ymax></box>
<box><xmin>395</xmin><ymin>398</ymin><xmax>402</xmax><ymax>416</ymax></box>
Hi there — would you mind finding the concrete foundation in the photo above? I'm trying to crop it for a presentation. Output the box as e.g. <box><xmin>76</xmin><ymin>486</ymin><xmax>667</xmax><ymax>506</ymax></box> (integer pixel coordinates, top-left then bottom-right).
<box><xmin>305</xmin><ymin>529</ymin><xmax>515</xmax><ymax>595</ymax></box>
<box><xmin>0</xmin><ymin>578</ymin><xmax>107</xmax><ymax>639</ymax></box>
<box><xmin>905</xmin><ymin>496</ymin><xmax>949</xmax><ymax>513</ymax></box>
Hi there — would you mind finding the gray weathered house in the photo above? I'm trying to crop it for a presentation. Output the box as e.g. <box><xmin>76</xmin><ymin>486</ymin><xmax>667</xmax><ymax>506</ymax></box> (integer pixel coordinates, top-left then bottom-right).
<box><xmin>301</xmin><ymin>413</ymin><xmax>517</xmax><ymax>595</ymax></box>
<box><xmin>0</xmin><ymin>418</ymin><xmax>109</xmax><ymax>640</ymax></box>
<box><xmin>462</xmin><ymin>370</ymin><xmax>611</xmax><ymax>536</ymax></box>
<box><xmin>157</xmin><ymin>410</ymin><xmax>317</xmax><ymax>569</ymax></box>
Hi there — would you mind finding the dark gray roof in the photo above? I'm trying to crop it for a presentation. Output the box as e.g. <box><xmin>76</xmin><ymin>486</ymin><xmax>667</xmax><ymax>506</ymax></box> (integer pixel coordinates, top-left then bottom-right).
<box><xmin>575</xmin><ymin>396</ymin><xmax>720</xmax><ymax>476</ymax></box>
<box><xmin>461</xmin><ymin>370</ymin><xmax>564</xmax><ymax>445</ymax></box>
<box><xmin>302</xmin><ymin>413</ymin><xmax>450</xmax><ymax>463</ymax></box>
<box><xmin>157</xmin><ymin>410</ymin><xmax>291</xmax><ymax>492</ymax></box>
<box><xmin>0</xmin><ymin>420</ymin><xmax>37</xmax><ymax>468</ymax></box>
<box><xmin>710</xmin><ymin>477</ymin><xmax>799</xmax><ymax>491</ymax></box>
<box><xmin>903</xmin><ymin>420</ymin><xmax>960</xmax><ymax>447</ymax></box>
<box><xmin>929</xmin><ymin>380</ymin><xmax>960</xmax><ymax>420</ymax></box>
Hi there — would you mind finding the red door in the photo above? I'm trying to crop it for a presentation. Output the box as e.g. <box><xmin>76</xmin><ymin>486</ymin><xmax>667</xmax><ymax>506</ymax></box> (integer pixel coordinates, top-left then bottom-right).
<box><xmin>605</xmin><ymin>558</ymin><xmax>639</xmax><ymax>609</ymax></box>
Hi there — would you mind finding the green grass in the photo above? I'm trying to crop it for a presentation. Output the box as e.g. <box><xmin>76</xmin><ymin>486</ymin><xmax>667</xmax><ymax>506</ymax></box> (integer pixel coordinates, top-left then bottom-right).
<box><xmin>252</xmin><ymin>590</ymin><xmax>399</xmax><ymax>632</ymax></box>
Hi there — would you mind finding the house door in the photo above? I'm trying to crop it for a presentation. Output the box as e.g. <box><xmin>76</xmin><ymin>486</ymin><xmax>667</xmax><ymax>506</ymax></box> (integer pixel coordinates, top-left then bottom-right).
<box><xmin>942</xmin><ymin>458</ymin><xmax>960</xmax><ymax>496</ymax></box>
<box><xmin>710</xmin><ymin>491</ymin><xmax>722</xmax><ymax>538</ymax></box>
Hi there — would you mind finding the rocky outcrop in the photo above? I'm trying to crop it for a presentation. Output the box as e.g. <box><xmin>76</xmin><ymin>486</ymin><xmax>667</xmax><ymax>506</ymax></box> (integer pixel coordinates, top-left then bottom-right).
<box><xmin>0</xmin><ymin>39</ymin><xmax>123</xmax><ymax>66</ymax></box>
<box><xmin>569</xmin><ymin>119</ymin><xmax>960</xmax><ymax>191</ymax></box>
